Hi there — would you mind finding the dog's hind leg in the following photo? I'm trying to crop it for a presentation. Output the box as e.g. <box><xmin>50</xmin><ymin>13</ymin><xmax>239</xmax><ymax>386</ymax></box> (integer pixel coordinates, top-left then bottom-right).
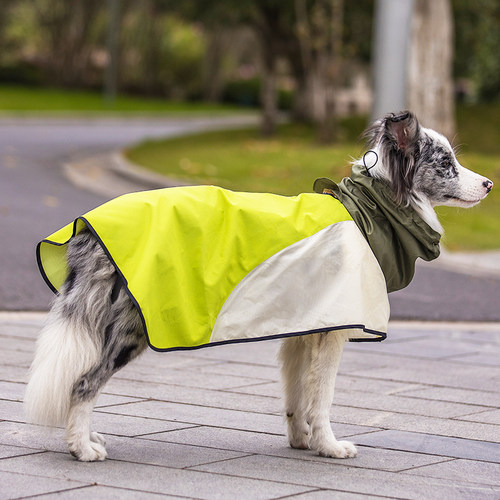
<box><xmin>67</xmin><ymin>285</ymin><xmax>146</xmax><ymax>461</ymax></box>
<box><xmin>26</xmin><ymin>229</ymin><xmax>147</xmax><ymax>461</ymax></box>
<box><xmin>304</xmin><ymin>331</ymin><xmax>357</xmax><ymax>458</ymax></box>
<box><xmin>280</xmin><ymin>336</ymin><xmax>311</xmax><ymax>449</ymax></box>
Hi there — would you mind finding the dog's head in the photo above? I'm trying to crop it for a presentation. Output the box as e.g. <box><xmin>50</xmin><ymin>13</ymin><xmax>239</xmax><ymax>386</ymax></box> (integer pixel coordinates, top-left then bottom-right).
<box><xmin>364</xmin><ymin>111</ymin><xmax>493</xmax><ymax>210</ymax></box>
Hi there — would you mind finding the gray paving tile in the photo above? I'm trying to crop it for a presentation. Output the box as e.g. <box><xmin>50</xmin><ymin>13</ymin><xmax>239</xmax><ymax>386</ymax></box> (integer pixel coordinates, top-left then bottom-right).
<box><xmin>340</xmin><ymin>406</ymin><xmax>500</xmax><ymax>444</ymax></box>
<box><xmin>282</xmin><ymin>491</ymin><xmax>387</xmax><ymax>500</ymax></box>
<box><xmin>91</xmin><ymin>411</ymin><xmax>198</xmax><ymax>437</ymax></box>
<box><xmin>0</xmin><ymin>380</ymin><xmax>25</xmax><ymax>401</ymax></box>
<box><xmin>0</xmin><ymin>452</ymin><xmax>311</xmax><ymax>499</ymax></box>
<box><xmin>349</xmin><ymin>336</ymin><xmax>482</xmax><ymax>360</ymax></box>
<box><xmin>333</xmin><ymin>389</ymin><xmax>488</xmax><ymax>419</ymax></box>
<box><xmin>192</xmin><ymin>454</ymin><xmax>500</xmax><ymax>500</ymax></box>
<box><xmin>0</xmin><ymin>469</ymin><xmax>87</xmax><ymax>500</ymax></box>
<box><xmin>194</xmin><ymin>361</ymin><xmax>280</xmax><ymax>382</ymax></box>
<box><xmin>0</xmin><ymin>421</ymin><xmax>68</xmax><ymax>453</ymax></box>
<box><xmin>0</xmin><ymin>362</ymin><xmax>28</xmax><ymax>383</ymax></box>
<box><xmin>140</xmin><ymin>426</ymin><xmax>292</xmax><ymax>455</ymax></box>
<box><xmin>139</xmin><ymin>425</ymin><xmax>449</xmax><ymax>472</ymax></box>
<box><xmin>335</xmin><ymin>375</ymin><xmax>423</xmax><ymax>396</ymax></box>
<box><xmin>345</xmin><ymin>357</ymin><xmax>499</xmax><ymax>392</ymax></box>
<box><xmin>94</xmin><ymin>392</ymin><xmax>146</xmax><ymax>408</ymax></box>
<box><xmin>404</xmin><ymin>458</ymin><xmax>500</xmax><ymax>487</ymax></box>
<box><xmin>336</xmin><ymin>350</ymin><xmax>394</xmax><ymax>372</ymax></box>
<box><xmin>397</xmin><ymin>385</ymin><xmax>500</xmax><ymax>408</ymax></box>
<box><xmin>0</xmin><ymin>399</ymin><xmax>25</xmax><ymax>422</ymax></box>
<box><xmin>1</xmin><ymin>348</ymin><xmax>32</xmax><ymax>367</ymax></box>
<box><xmin>0</xmin><ymin>323</ymin><xmax>41</xmax><ymax>340</ymax></box>
<box><xmin>227</xmin><ymin>380</ymin><xmax>281</xmax><ymax>397</ymax></box>
<box><xmin>353</xmin><ymin>429</ymin><xmax>500</xmax><ymax>462</ymax></box>
<box><xmin>34</xmin><ymin>485</ymin><xmax>182</xmax><ymax>499</ymax></box>
<box><xmin>144</xmin><ymin>423</ymin><xmax>379</xmax><ymax>450</ymax></box>
<box><xmin>1</xmin><ymin>335</ymin><xmax>36</xmax><ymax>353</ymax></box>
<box><xmin>0</xmin><ymin>443</ymin><xmax>45</xmax><ymax>459</ymax></box>
<box><xmin>458</xmin><ymin>408</ymin><xmax>500</xmax><ymax>425</ymax></box>
<box><xmin>114</xmin><ymin>365</ymin><xmax>271</xmax><ymax>390</ymax></box>
<box><xmin>448</xmin><ymin>352</ymin><xmax>500</xmax><ymax>367</ymax></box>
<box><xmin>103</xmin><ymin>377</ymin><xmax>282</xmax><ymax>414</ymax></box>
<box><xmin>124</xmin><ymin>350</ymin><xmax>223</xmax><ymax>371</ymax></box>
<box><xmin>96</xmin><ymin>399</ymin><xmax>286</xmax><ymax>435</ymax></box>
<box><xmin>102</xmin><ymin>434</ymin><xmax>250</xmax><ymax>468</ymax></box>
<box><xmin>181</xmin><ymin>338</ymin><xmax>282</xmax><ymax>365</ymax></box>
<box><xmin>1</xmin><ymin>316</ymin><xmax>499</xmax><ymax>499</ymax></box>
<box><xmin>332</xmin><ymin>405</ymin><xmax>500</xmax><ymax>443</ymax></box>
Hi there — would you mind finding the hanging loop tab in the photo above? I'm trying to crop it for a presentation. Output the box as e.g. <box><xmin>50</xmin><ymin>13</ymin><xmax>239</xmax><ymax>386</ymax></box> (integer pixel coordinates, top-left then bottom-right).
<box><xmin>363</xmin><ymin>150</ymin><xmax>378</xmax><ymax>177</ymax></box>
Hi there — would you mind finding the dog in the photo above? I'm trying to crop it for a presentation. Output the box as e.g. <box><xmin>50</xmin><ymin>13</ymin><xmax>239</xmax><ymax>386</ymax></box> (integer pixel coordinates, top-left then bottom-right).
<box><xmin>25</xmin><ymin>111</ymin><xmax>493</xmax><ymax>461</ymax></box>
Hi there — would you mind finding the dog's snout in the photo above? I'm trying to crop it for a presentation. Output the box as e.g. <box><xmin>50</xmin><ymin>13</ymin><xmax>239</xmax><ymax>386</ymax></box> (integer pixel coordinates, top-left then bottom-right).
<box><xmin>483</xmin><ymin>179</ymin><xmax>493</xmax><ymax>193</ymax></box>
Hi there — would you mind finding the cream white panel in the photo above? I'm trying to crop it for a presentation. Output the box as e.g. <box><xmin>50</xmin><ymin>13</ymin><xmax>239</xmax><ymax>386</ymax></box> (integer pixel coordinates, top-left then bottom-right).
<box><xmin>211</xmin><ymin>221</ymin><xmax>389</xmax><ymax>343</ymax></box>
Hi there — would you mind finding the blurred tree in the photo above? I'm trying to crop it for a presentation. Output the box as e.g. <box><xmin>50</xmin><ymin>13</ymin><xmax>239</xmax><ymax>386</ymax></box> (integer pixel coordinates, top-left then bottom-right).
<box><xmin>407</xmin><ymin>0</ymin><xmax>455</xmax><ymax>138</ymax></box>
<box><xmin>453</xmin><ymin>0</ymin><xmax>500</xmax><ymax>102</ymax></box>
<box><xmin>294</xmin><ymin>0</ymin><xmax>343</xmax><ymax>142</ymax></box>
<box><xmin>33</xmin><ymin>0</ymin><xmax>103</xmax><ymax>87</ymax></box>
<box><xmin>104</xmin><ymin>0</ymin><xmax>121</xmax><ymax>104</ymax></box>
<box><xmin>119</xmin><ymin>1</ymin><xmax>205</xmax><ymax>99</ymax></box>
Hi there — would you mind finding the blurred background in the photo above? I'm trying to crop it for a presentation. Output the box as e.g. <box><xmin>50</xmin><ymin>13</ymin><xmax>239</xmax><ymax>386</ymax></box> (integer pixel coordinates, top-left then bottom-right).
<box><xmin>0</xmin><ymin>0</ymin><xmax>499</xmax><ymax>253</ymax></box>
<box><xmin>1</xmin><ymin>0</ymin><xmax>500</xmax><ymax>315</ymax></box>
<box><xmin>1</xmin><ymin>0</ymin><xmax>499</xmax><ymax>134</ymax></box>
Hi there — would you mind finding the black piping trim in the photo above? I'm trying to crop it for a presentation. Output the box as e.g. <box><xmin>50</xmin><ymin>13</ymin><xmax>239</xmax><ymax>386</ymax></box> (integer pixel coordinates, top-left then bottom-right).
<box><xmin>148</xmin><ymin>325</ymin><xmax>386</xmax><ymax>353</ymax></box>
<box><xmin>36</xmin><ymin>217</ymin><xmax>388</xmax><ymax>353</ymax></box>
<box><xmin>36</xmin><ymin>240</ymin><xmax>59</xmax><ymax>294</ymax></box>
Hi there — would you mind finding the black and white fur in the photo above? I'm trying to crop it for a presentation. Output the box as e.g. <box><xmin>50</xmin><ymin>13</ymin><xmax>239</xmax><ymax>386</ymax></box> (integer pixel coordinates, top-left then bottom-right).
<box><xmin>25</xmin><ymin>111</ymin><xmax>493</xmax><ymax>461</ymax></box>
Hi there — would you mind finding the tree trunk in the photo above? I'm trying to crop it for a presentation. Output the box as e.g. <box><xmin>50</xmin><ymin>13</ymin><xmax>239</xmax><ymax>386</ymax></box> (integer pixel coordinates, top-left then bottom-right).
<box><xmin>260</xmin><ymin>48</ymin><xmax>278</xmax><ymax>136</ymax></box>
<box><xmin>293</xmin><ymin>0</ymin><xmax>343</xmax><ymax>142</ymax></box>
<box><xmin>202</xmin><ymin>29</ymin><xmax>226</xmax><ymax>102</ymax></box>
<box><xmin>407</xmin><ymin>0</ymin><xmax>455</xmax><ymax>139</ymax></box>
<box><xmin>318</xmin><ymin>0</ymin><xmax>343</xmax><ymax>143</ymax></box>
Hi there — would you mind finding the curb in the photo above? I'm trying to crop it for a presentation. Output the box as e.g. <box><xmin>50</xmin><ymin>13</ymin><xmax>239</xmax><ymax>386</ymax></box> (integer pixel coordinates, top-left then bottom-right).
<box><xmin>63</xmin><ymin>151</ymin><xmax>187</xmax><ymax>199</ymax></box>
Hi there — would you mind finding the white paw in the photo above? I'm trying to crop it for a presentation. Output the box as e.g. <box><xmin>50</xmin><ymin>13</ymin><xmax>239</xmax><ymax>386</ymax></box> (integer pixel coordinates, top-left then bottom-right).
<box><xmin>317</xmin><ymin>440</ymin><xmax>357</xmax><ymax>459</ymax></box>
<box><xmin>287</xmin><ymin>417</ymin><xmax>310</xmax><ymax>450</ymax></box>
<box><xmin>90</xmin><ymin>432</ymin><xmax>106</xmax><ymax>446</ymax></box>
<box><xmin>69</xmin><ymin>440</ymin><xmax>108</xmax><ymax>462</ymax></box>
<box><xmin>289</xmin><ymin>435</ymin><xmax>310</xmax><ymax>450</ymax></box>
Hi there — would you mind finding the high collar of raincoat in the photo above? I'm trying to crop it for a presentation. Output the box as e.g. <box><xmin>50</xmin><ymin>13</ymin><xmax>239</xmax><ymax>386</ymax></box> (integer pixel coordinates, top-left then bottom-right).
<box><xmin>314</xmin><ymin>164</ymin><xmax>441</xmax><ymax>293</ymax></box>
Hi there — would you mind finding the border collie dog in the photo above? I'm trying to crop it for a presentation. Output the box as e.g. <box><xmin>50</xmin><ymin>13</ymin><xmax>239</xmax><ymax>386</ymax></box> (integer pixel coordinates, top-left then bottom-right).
<box><xmin>25</xmin><ymin>111</ymin><xmax>492</xmax><ymax>461</ymax></box>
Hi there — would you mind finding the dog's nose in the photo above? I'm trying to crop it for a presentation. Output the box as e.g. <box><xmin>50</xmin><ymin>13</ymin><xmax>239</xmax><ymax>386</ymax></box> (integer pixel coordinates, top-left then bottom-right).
<box><xmin>483</xmin><ymin>179</ymin><xmax>493</xmax><ymax>193</ymax></box>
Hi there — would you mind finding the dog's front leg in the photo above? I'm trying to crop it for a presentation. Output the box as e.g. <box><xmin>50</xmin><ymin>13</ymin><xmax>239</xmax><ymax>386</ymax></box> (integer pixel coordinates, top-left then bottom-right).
<box><xmin>306</xmin><ymin>332</ymin><xmax>357</xmax><ymax>458</ymax></box>
<box><xmin>280</xmin><ymin>336</ymin><xmax>311</xmax><ymax>449</ymax></box>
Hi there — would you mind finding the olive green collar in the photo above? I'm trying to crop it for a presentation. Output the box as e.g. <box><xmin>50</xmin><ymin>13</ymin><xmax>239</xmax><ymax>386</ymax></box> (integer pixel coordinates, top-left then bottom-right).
<box><xmin>314</xmin><ymin>164</ymin><xmax>441</xmax><ymax>292</ymax></box>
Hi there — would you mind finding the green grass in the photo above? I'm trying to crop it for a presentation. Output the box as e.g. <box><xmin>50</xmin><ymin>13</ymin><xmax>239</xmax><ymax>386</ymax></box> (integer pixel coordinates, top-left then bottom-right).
<box><xmin>0</xmin><ymin>85</ymin><xmax>246</xmax><ymax>115</ymax></box>
<box><xmin>126</xmin><ymin>113</ymin><xmax>500</xmax><ymax>251</ymax></box>
<box><xmin>126</xmin><ymin>123</ymin><xmax>360</xmax><ymax>195</ymax></box>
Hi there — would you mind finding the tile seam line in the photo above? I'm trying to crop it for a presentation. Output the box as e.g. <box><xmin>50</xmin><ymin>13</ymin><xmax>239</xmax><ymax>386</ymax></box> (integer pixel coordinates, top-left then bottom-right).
<box><xmin>12</xmin><ymin>484</ymin><xmax>99</xmax><ymax>500</ymax></box>
<box><xmin>356</xmin><ymin>443</ymin><xmax>500</xmax><ymax>464</ymax></box>
<box><xmin>340</xmin><ymin>373</ymin><xmax>500</xmax><ymax>394</ymax></box>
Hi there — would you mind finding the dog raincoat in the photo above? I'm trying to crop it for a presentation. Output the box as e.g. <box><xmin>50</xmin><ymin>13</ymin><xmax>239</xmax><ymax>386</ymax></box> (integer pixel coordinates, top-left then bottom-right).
<box><xmin>37</xmin><ymin>166</ymin><xmax>440</xmax><ymax>352</ymax></box>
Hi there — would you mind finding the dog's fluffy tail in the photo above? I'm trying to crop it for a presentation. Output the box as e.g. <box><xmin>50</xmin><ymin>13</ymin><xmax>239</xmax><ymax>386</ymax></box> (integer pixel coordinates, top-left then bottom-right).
<box><xmin>24</xmin><ymin>312</ymin><xmax>100</xmax><ymax>427</ymax></box>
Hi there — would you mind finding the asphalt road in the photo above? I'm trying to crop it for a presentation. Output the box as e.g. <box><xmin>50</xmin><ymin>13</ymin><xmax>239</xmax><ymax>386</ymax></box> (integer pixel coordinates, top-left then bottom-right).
<box><xmin>1</xmin><ymin>116</ymin><xmax>499</xmax><ymax>321</ymax></box>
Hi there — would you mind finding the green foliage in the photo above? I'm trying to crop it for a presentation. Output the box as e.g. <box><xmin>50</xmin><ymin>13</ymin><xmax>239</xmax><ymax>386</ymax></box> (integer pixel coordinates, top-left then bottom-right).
<box><xmin>453</xmin><ymin>0</ymin><xmax>500</xmax><ymax>101</ymax></box>
<box><xmin>222</xmin><ymin>78</ymin><xmax>293</xmax><ymax>110</ymax></box>
<box><xmin>121</xmin><ymin>12</ymin><xmax>205</xmax><ymax>99</ymax></box>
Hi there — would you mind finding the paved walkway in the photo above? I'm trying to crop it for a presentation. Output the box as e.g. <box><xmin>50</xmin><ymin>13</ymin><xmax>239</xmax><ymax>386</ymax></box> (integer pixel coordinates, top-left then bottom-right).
<box><xmin>1</xmin><ymin>312</ymin><xmax>499</xmax><ymax>499</ymax></box>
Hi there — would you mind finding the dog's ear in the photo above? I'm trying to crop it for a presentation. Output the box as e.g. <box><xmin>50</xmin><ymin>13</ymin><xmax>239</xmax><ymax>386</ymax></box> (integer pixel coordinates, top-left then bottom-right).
<box><xmin>381</xmin><ymin>111</ymin><xmax>421</xmax><ymax>204</ymax></box>
<box><xmin>384</xmin><ymin>111</ymin><xmax>420</xmax><ymax>155</ymax></box>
